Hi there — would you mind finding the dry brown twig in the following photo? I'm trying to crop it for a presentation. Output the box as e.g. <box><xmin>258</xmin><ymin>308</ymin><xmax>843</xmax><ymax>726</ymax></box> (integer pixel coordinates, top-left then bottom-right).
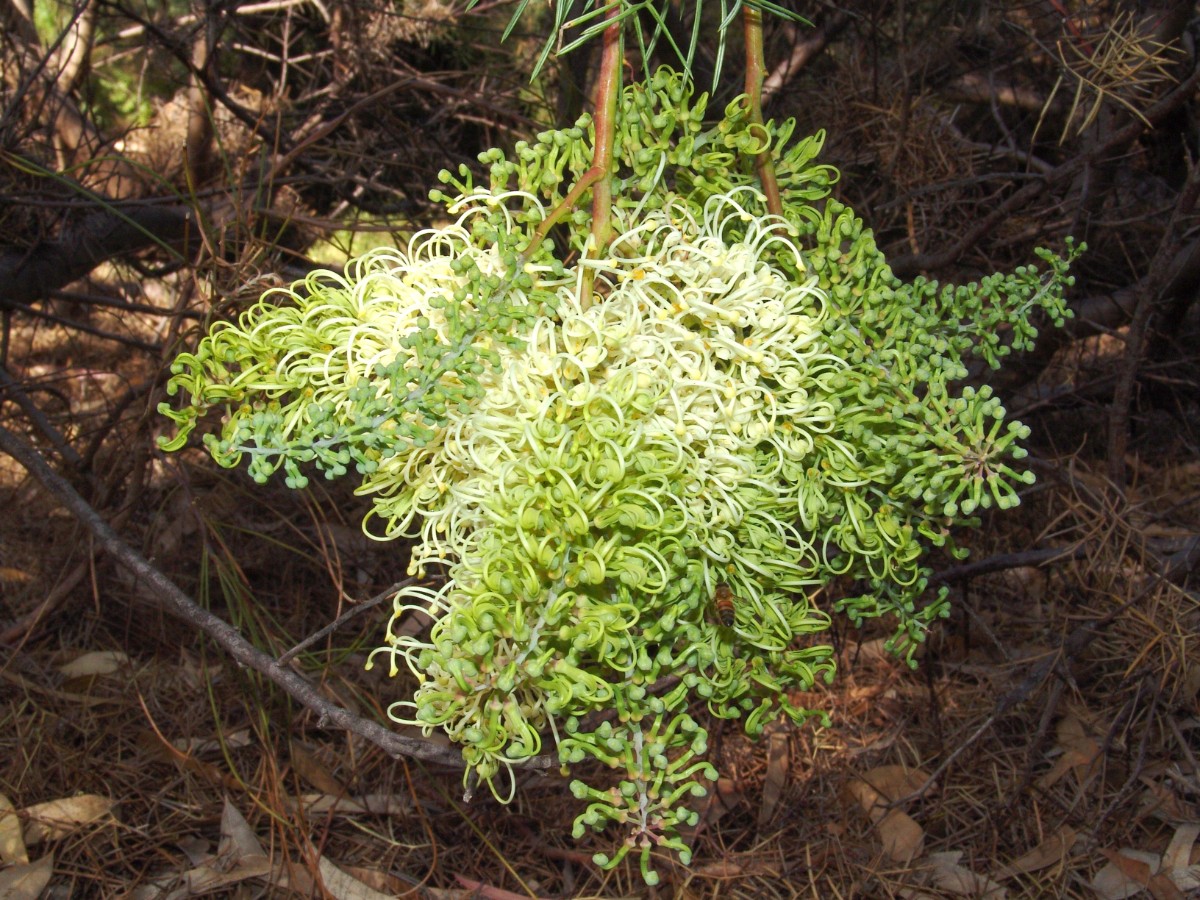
<box><xmin>760</xmin><ymin>9</ymin><xmax>852</xmax><ymax>105</ymax></box>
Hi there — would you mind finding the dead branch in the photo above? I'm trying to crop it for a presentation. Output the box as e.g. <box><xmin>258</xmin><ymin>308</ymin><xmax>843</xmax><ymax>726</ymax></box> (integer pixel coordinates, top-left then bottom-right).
<box><xmin>277</xmin><ymin>579</ymin><xmax>415</xmax><ymax>666</ymax></box>
<box><xmin>929</xmin><ymin>544</ymin><xmax>1089</xmax><ymax>586</ymax></box>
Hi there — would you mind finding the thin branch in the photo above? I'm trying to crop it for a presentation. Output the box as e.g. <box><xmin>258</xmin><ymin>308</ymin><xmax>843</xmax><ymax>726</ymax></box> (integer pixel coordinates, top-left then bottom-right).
<box><xmin>0</xmin><ymin>298</ymin><xmax>163</xmax><ymax>352</ymax></box>
<box><xmin>0</xmin><ymin>198</ymin><xmax>198</xmax><ymax>305</ymax></box>
<box><xmin>0</xmin><ymin>364</ymin><xmax>83</xmax><ymax>468</ymax></box>
<box><xmin>928</xmin><ymin>543</ymin><xmax>1089</xmax><ymax>586</ymax></box>
<box><xmin>277</xmin><ymin>579</ymin><xmax>415</xmax><ymax>665</ymax></box>
<box><xmin>587</xmin><ymin>5</ymin><xmax>621</xmax><ymax>261</ymax></box>
<box><xmin>0</xmin><ymin>557</ymin><xmax>89</xmax><ymax>646</ymax></box>
<box><xmin>893</xmin><ymin>515</ymin><xmax>1193</xmax><ymax>808</ymax></box>
<box><xmin>0</xmin><ymin>424</ymin><xmax>562</xmax><ymax>771</ymax></box>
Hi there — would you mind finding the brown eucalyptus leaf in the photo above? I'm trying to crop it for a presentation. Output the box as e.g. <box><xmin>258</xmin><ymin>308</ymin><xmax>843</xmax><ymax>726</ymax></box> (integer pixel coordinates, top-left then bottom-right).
<box><xmin>996</xmin><ymin>825</ymin><xmax>1078</xmax><ymax>878</ymax></box>
<box><xmin>316</xmin><ymin>856</ymin><xmax>396</xmax><ymax>900</ymax></box>
<box><xmin>290</xmin><ymin>741</ymin><xmax>345</xmax><ymax>796</ymax></box>
<box><xmin>0</xmin><ymin>852</ymin><xmax>53</xmax><ymax>899</ymax></box>
<box><xmin>926</xmin><ymin>851</ymin><xmax>1007</xmax><ymax>898</ymax></box>
<box><xmin>1091</xmin><ymin>848</ymin><xmax>1160</xmax><ymax>900</ymax></box>
<box><xmin>845</xmin><ymin>765</ymin><xmax>931</xmax><ymax>821</ymax></box>
<box><xmin>878</xmin><ymin>808</ymin><xmax>925</xmax><ymax>863</ymax></box>
<box><xmin>1163</xmin><ymin>823</ymin><xmax>1199</xmax><ymax>873</ymax></box>
<box><xmin>1037</xmin><ymin>715</ymin><xmax>1102</xmax><ymax>790</ymax></box>
<box><xmin>22</xmin><ymin>794</ymin><xmax>116</xmax><ymax>845</ymax></box>
<box><xmin>757</xmin><ymin>730</ymin><xmax>789</xmax><ymax>828</ymax></box>
<box><xmin>1147</xmin><ymin>872</ymin><xmax>1186</xmax><ymax>900</ymax></box>
<box><xmin>454</xmin><ymin>874</ymin><xmax>550</xmax><ymax>899</ymax></box>
<box><xmin>58</xmin><ymin>650</ymin><xmax>130</xmax><ymax>679</ymax></box>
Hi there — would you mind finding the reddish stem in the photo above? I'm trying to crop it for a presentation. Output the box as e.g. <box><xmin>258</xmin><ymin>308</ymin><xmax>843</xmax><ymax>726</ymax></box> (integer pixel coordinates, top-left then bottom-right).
<box><xmin>588</xmin><ymin>6</ymin><xmax>621</xmax><ymax>256</ymax></box>
<box><xmin>743</xmin><ymin>5</ymin><xmax>784</xmax><ymax>220</ymax></box>
<box><xmin>523</xmin><ymin>5</ymin><xmax>621</xmax><ymax>310</ymax></box>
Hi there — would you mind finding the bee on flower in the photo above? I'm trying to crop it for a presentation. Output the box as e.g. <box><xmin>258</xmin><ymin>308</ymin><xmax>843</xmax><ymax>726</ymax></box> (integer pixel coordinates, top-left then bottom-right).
<box><xmin>713</xmin><ymin>583</ymin><xmax>736</xmax><ymax>628</ymax></box>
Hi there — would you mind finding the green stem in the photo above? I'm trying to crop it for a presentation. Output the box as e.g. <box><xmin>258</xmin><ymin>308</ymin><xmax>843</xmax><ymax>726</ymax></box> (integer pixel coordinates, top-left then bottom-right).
<box><xmin>743</xmin><ymin>5</ymin><xmax>783</xmax><ymax>219</ymax></box>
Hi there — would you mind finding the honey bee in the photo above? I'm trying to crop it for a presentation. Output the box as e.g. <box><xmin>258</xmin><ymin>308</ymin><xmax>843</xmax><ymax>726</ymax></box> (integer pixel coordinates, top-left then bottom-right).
<box><xmin>713</xmin><ymin>583</ymin><xmax>736</xmax><ymax>627</ymax></box>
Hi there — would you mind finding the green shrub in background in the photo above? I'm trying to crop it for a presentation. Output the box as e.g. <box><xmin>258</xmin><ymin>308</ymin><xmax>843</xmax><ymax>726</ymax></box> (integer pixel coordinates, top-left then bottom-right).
<box><xmin>160</xmin><ymin>68</ymin><xmax>1078</xmax><ymax>883</ymax></box>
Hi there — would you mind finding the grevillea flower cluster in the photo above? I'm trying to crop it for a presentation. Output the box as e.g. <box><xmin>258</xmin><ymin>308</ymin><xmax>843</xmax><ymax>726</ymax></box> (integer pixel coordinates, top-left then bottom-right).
<box><xmin>160</xmin><ymin>68</ymin><xmax>1079</xmax><ymax>883</ymax></box>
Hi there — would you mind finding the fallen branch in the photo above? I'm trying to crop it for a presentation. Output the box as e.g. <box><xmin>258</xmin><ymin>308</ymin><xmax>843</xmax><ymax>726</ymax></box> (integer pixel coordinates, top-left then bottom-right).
<box><xmin>892</xmin><ymin>522</ymin><xmax>1190</xmax><ymax>808</ymax></box>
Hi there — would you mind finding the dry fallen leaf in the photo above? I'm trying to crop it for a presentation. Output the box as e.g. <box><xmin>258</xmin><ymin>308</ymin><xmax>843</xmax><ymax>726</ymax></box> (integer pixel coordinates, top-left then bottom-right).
<box><xmin>179</xmin><ymin>858</ymin><xmax>272</xmax><ymax>895</ymax></box>
<box><xmin>0</xmin><ymin>792</ymin><xmax>28</xmax><ymax>866</ymax></box>
<box><xmin>176</xmin><ymin>836</ymin><xmax>211</xmax><ymax>866</ymax></box>
<box><xmin>1163</xmin><ymin>823</ymin><xmax>1199</xmax><ymax>872</ymax></box>
<box><xmin>1091</xmin><ymin>848</ymin><xmax>1161</xmax><ymax>900</ymax></box>
<box><xmin>926</xmin><ymin>851</ymin><xmax>1007</xmax><ymax>898</ymax></box>
<box><xmin>58</xmin><ymin>650</ymin><xmax>130</xmax><ymax>679</ymax></box>
<box><xmin>294</xmin><ymin>792</ymin><xmax>413</xmax><ymax>817</ymax></box>
<box><xmin>0</xmin><ymin>851</ymin><xmax>53</xmax><ymax>899</ymax></box>
<box><xmin>878</xmin><ymin>808</ymin><xmax>925</xmax><ymax>863</ymax></box>
<box><xmin>844</xmin><ymin>766</ymin><xmax>931</xmax><ymax>863</ymax></box>
<box><xmin>170</xmin><ymin>801</ymin><xmax>272</xmax><ymax>896</ymax></box>
<box><xmin>1036</xmin><ymin>715</ymin><xmax>1102</xmax><ymax>790</ymax></box>
<box><xmin>216</xmin><ymin>798</ymin><xmax>267</xmax><ymax>864</ymax></box>
<box><xmin>317</xmin><ymin>856</ymin><xmax>398</xmax><ymax>900</ymax></box>
<box><xmin>170</xmin><ymin>728</ymin><xmax>252</xmax><ymax>756</ymax></box>
<box><xmin>692</xmin><ymin>860</ymin><xmax>747</xmax><ymax>878</ymax></box>
<box><xmin>699</xmin><ymin>776</ymin><xmax>744</xmax><ymax>829</ymax></box>
<box><xmin>1147</xmin><ymin>872</ymin><xmax>1187</xmax><ymax>900</ymax></box>
<box><xmin>846</xmin><ymin>637</ymin><xmax>893</xmax><ymax>665</ymax></box>
<box><xmin>996</xmin><ymin>825</ymin><xmax>1077</xmax><ymax>878</ymax></box>
<box><xmin>1162</xmin><ymin>823</ymin><xmax>1200</xmax><ymax>892</ymax></box>
<box><xmin>291</xmin><ymin>741</ymin><xmax>346</xmax><ymax>796</ymax></box>
<box><xmin>22</xmin><ymin>794</ymin><xmax>116</xmax><ymax>845</ymax></box>
<box><xmin>0</xmin><ymin>567</ymin><xmax>34</xmax><ymax>584</ymax></box>
<box><xmin>757</xmin><ymin>729</ymin><xmax>789</xmax><ymax>828</ymax></box>
<box><xmin>846</xmin><ymin>766</ymin><xmax>931</xmax><ymax>820</ymax></box>
<box><xmin>455</xmin><ymin>874</ymin><xmax>549</xmax><ymax>900</ymax></box>
<box><xmin>340</xmin><ymin>864</ymin><xmax>413</xmax><ymax>895</ymax></box>
<box><xmin>1137</xmin><ymin>778</ymin><xmax>1197</xmax><ymax>824</ymax></box>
